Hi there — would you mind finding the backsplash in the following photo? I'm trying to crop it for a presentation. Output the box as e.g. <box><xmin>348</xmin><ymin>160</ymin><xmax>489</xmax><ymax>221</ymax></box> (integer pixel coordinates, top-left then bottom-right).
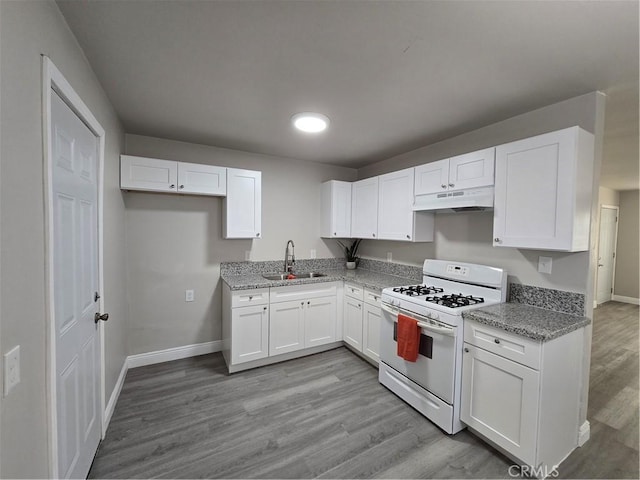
<box><xmin>509</xmin><ymin>283</ymin><xmax>585</xmax><ymax>316</ymax></box>
<box><xmin>221</xmin><ymin>257</ymin><xmax>423</xmax><ymax>281</ymax></box>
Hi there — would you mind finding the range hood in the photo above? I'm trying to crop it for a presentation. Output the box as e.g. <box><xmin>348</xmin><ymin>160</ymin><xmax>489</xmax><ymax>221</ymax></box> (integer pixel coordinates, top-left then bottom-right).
<box><xmin>413</xmin><ymin>186</ymin><xmax>494</xmax><ymax>213</ymax></box>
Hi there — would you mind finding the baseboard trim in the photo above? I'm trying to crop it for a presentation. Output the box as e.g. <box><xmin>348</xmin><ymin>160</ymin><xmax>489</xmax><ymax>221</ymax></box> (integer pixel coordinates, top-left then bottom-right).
<box><xmin>611</xmin><ymin>295</ymin><xmax>640</xmax><ymax>305</ymax></box>
<box><xmin>103</xmin><ymin>359</ymin><xmax>127</xmax><ymax>437</ymax></box>
<box><xmin>578</xmin><ymin>420</ymin><xmax>590</xmax><ymax>446</ymax></box>
<box><xmin>127</xmin><ymin>340</ymin><xmax>223</xmax><ymax>369</ymax></box>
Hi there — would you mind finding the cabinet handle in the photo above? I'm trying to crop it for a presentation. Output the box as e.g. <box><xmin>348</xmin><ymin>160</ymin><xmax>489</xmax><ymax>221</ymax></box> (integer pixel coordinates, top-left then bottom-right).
<box><xmin>358</xmin><ymin>304</ymin><xmax>361</xmax><ymax>308</ymax></box>
<box><xmin>449</xmin><ymin>183</ymin><xmax>455</xmax><ymax>187</ymax></box>
<box><xmin>169</xmin><ymin>184</ymin><xmax>175</xmax><ymax>189</ymax></box>
<box><xmin>334</xmin><ymin>232</ymin><xmax>337</xmax><ymax>235</ymax></box>
<box><xmin>406</xmin><ymin>235</ymin><xmax>410</xmax><ymax>239</ymax></box>
<box><xmin>494</xmin><ymin>238</ymin><xmax>501</xmax><ymax>243</ymax></box>
<box><xmin>248</xmin><ymin>296</ymin><xmax>253</xmax><ymax>300</ymax></box>
<box><xmin>464</xmin><ymin>347</ymin><xmax>469</xmax><ymax>353</ymax></box>
<box><xmin>301</xmin><ymin>302</ymin><xmax>304</xmax><ymax>306</ymax></box>
<box><xmin>307</xmin><ymin>301</ymin><xmax>311</xmax><ymax>305</ymax></box>
<box><xmin>372</xmin><ymin>233</ymin><xmax>376</xmax><ymax>237</ymax></box>
<box><xmin>256</xmin><ymin>233</ymin><xmax>260</xmax><ymax>237</ymax></box>
<box><xmin>179</xmin><ymin>184</ymin><xmax>185</xmax><ymax>189</ymax></box>
<box><xmin>494</xmin><ymin>338</ymin><xmax>501</xmax><ymax>344</ymax></box>
<box><xmin>263</xmin><ymin>306</ymin><xmax>267</xmax><ymax>311</ymax></box>
<box><xmin>441</xmin><ymin>184</ymin><xmax>447</xmax><ymax>189</ymax></box>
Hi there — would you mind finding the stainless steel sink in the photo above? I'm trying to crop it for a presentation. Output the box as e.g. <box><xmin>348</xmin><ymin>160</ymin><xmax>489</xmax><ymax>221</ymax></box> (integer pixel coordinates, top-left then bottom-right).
<box><xmin>262</xmin><ymin>272</ymin><xmax>326</xmax><ymax>280</ymax></box>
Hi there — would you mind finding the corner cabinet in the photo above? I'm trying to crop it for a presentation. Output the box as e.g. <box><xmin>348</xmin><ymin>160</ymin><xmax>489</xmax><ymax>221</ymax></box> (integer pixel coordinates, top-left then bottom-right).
<box><xmin>343</xmin><ymin>283</ymin><xmax>381</xmax><ymax>365</ymax></box>
<box><xmin>223</xmin><ymin>168</ymin><xmax>262</xmax><ymax>239</ymax></box>
<box><xmin>493</xmin><ymin>127</ymin><xmax>594</xmax><ymax>251</ymax></box>
<box><xmin>120</xmin><ymin>155</ymin><xmax>226</xmax><ymax>195</ymax></box>
<box><xmin>321</xmin><ymin>180</ymin><xmax>352</xmax><ymax>238</ymax></box>
<box><xmin>461</xmin><ymin>320</ymin><xmax>584</xmax><ymax>470</ymax></box>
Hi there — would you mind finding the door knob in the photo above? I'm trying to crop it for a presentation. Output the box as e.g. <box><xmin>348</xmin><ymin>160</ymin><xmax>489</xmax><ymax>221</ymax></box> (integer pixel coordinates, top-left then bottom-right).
<box><xmin>94</xmin><ymin>312</ymin><xmax>109</xmax><ymax>324</ymax></box>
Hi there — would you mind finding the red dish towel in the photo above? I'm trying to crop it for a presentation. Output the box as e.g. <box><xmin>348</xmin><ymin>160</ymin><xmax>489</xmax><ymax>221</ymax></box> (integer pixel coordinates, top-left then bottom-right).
<box><xmin>397</xmin><ymin>314</ymin><xmax>420</xmax><ymax>362</ymax></box>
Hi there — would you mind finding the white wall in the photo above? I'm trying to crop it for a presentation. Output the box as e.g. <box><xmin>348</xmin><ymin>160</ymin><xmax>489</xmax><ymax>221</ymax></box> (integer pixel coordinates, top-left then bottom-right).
<box><xmin>357</xmin><ymin>92</ymin><xmax>606</xmax><ymax>294</ymax></box>
<box><xmin>614</xmin><ymin>190</ymin><xmax>640</xmax><ymax>300</ymax></box>
<box><xmin>0</xmin><ymin>1</ymin><xmax>128</xmax><ymax>477</ymax></box>
<box><xmin>124</xmin><ymin>134</ymin><xmax>357</xmax><ymax>355</ymax></box>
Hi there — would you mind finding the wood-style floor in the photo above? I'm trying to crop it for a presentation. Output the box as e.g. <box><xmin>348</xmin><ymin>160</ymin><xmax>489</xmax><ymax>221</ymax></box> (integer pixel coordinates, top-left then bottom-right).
<box><xmin>89</xmin><ymin>302</ymin><xmax>639</xmax><ymax>479</ymax></box>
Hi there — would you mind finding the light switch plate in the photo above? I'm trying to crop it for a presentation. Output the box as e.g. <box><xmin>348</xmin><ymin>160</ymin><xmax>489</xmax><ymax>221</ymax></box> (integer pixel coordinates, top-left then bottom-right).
<box><xmin>310</xmin><ymin>249</ymin><xmax>316</xmax><ymax>259</ymax></box>
<box><xmin>185</xmin><ymin>289</ymin><xmax>195</xmax><ymax>302</ymax></box>
<box><xmin>387</xmin><ymin>252</ymin><xmax>392</xmax><ymax>262</ymax></box>
<box><xmin>538</xmin><ymin>256</ymin><xmax>553</xmax><ymax>274</ymax></box>
<box><xmin>4</xmin><ymin>345</ymin><xmax>20</xmax><ymax>396</ymax></box>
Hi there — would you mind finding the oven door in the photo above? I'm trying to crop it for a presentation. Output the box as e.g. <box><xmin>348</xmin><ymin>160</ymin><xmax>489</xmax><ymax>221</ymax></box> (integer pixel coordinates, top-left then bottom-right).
<box><xmin>380</xmin><ymin>302</ymin><xmax>457</xmax><ymax>404</ymax></box>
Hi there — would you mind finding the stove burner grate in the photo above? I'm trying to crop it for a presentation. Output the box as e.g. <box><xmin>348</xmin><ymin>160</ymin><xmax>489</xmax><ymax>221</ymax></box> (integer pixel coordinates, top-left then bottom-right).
<box><xmin>424</xmin><ymin>293</ymin><xmax>485</xmax><ymax>308</ymax></box>
<box><xmin>392</xmin><ymin>285</ymin><xmax>444</xmax><ymax>296</ymax></box>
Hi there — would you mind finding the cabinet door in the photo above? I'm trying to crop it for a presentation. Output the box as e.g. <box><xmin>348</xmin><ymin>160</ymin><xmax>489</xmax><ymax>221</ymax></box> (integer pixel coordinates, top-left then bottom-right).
<box><xmin>493</xmin><ymin>128</ymin><xmax>581</xmax><ymax>250</ymax></box>
<box><xmin>461</xmin><ymin>344</ymin><xmax>539</xmax><ymax>466</ymax></box>
<box><xmin>351</xmin><ymin>177</ymin><xmax>379</xmax><ymax>239</ymax></box>
<box><xmin>120</xmin><ymin>155</ymin><xmax>177</xmax><ymax>192</ymax></box>
<box><xmin>362</xmin><ymin>303</ymin><xmax>381</xmax><ymax>363</ymax></box>
<box><xmin>343</xmin><ymin>296</ymin><xmax>363</xmax><ymax>351</ymax></box>
<box><xmin>448</xmin><ymin>147</ymin><xmax>495</xmax><ymax>190</ymax></box>
<box><xmin>321</xmin><ymin>181</ymin><xmax>352</xmax><ymax>238</ymax></box>
<box><xmin>177</xmin><ymin>162</ymin><xmax>226</xmax><ymax>196</ymax></box>
<box><xmin>269</xmin><ymin>299</ymin><xmax>305</xmax><ymax>356</ymax></box>
<box><xmin>378</xmin><ymin>168</ymin><xmax>415</xmax><ymax>241</ymax></box>
<box><xmin>414</xmin><ymin>159</ymin><xmax>449</xmax><ymax>195</ymax></box>
<box><xmin>231</xmin><ymin>304</ymin><xmax>269</xmax><ymax>364</ymax></box>
<box><xmin>304</xmin><ymin>296</ymin><xmax>337</xmax><ymax>348</ymax></box>
<box><xmin>224</xmin><ymin>168</ymin><xmax>261</xmax><ymax>239</ymax></box>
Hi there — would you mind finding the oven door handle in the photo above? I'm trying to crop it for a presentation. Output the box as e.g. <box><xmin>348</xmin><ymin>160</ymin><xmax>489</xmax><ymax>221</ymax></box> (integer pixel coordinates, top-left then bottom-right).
<box><xmin>381</xmin><ymin>302</ymin><xmax>456</xmax><ymax>337</ymax></box>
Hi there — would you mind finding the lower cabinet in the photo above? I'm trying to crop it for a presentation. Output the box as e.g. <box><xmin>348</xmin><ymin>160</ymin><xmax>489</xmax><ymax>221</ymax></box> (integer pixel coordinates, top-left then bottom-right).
<box><xmin>343</xmin><ymin>283</ymin><xmax>381</xmax><ymax>364</ymax></box>
<box><xmin>223</xmin><ymin>282</ymin><xmax>341</xmax><ymax>373</ymax></box>
<box><xmin>461</xmin><ymin>320</ymin><xmax>585</xmax><ymax>471</ymax></box>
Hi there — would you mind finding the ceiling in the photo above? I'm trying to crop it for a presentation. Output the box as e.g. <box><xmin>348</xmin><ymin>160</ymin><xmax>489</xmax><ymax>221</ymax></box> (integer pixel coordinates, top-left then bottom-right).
<box><xmin>57</xmin><ymin>0</ymin><xmax>638</xmax><ymax>189</ymax></box>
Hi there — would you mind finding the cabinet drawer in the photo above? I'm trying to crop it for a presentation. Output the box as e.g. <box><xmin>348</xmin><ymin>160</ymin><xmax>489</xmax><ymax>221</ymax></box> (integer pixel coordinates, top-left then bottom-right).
<box><xmin>464</xmin><ymin>320</ymin><xmax>541</xmax><ymax>370</ymax></box>
<box><xmin>270</xmin><ymin>282</ymin><xmax>338</xmax><ymax>303</ymax></box>
<box><xmin>364</xmin><ymin>288</ymin><xmax>381</xmax><ymax>307</ymax></box>
<box><xmin>344</xmin><ymin>283</ymin><xmax>364</xmax><ymax>301</ymax></box>
<box><xmin>231</xmin><ymin>288</ymin><xmax>269</xmax><ymax>307</ymax></box>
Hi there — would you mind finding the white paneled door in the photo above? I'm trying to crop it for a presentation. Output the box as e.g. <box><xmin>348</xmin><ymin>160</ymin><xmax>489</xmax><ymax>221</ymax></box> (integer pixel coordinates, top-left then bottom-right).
<box><xmin>51</xmin><ymin>90</ymin><xmax>102</xmax><ymax>479</ymax></box>
<box><xmin>596</xmin><ymin>206</ymin><xmax>619</xmax><ymax>305</ymax></box>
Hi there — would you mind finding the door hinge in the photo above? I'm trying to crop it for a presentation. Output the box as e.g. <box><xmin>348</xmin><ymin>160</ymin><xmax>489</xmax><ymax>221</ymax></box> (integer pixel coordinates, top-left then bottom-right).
<box><xmin>611</xmin><ymin>288</ymin><xmax>613</xmax><ymax>293</ymax></box>
<box><xmin>613</xmin><ymin>252</ymin><xmax>616</xmax><ymax>259</ymax></box>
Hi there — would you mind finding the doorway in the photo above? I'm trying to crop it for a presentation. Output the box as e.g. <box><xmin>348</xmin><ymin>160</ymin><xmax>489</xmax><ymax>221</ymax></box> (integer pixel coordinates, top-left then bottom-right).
<box><xmin>596</xmin><ymin>205</ymin><xmax>619</xmax><ymax>306</ymax></box>
<box><xmin>43</xmin><ymin>57</ymin><xmax>106</xmax><ymax>479</ymax></box>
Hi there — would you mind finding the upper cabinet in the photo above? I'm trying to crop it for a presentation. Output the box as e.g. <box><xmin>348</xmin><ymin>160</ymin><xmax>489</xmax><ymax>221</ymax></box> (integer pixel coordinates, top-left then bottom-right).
<box><xmin>351</xmin><ymin>177</ymin><xmax>379</xmax><ymax>239</ymax></box>
<box><xmin>321</xmin><ymin>180</ymin><xmax>352</xmax><ymax>238</ymax></box>
<box><xmin>493</xmin><ymin>126</ymin><xmax>594</xmax><ymax>251</ymax></box>
<box><xmin>414</xmin><ymin>147</ymin><xmax>495</xmax><ymax>195</ymax></box>
<box><xmin>378</xmin><ymin>168</ymin><xmax>434</xmax><ymax>242</ymax></box>
<box><xmin>120</xmin><ymin>155</ymin><xmax>226</xmax><ymax>196</ymax></box>
<box><xmin>224</xmin><ymin>168</ymin><xmax>262</xmax><ymax>239</ymax></box>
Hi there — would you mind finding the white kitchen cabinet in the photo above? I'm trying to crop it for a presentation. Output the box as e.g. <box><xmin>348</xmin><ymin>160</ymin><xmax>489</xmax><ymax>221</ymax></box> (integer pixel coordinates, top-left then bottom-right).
<box><xmin>343</xmin><ymin>283</ymin><xmax>381</xmax><ymax>364</ymax></box>
<box><xmin>120</xmin><ymin>155</ymin><xmax>178</xmax><ymax>192</ymax></box>
<box><xmin>223</xmin><ymin>168</ymin><xmax>262</xmax><ymax>239</ymax></box>
<box><xmin>222</xmin><ymin>287</ymin><xmax>270</xmax><ymax>367</ymax></box>
<box><xmin>493</xmin><ymin>126</ymin><xmax>594</xmax><ymax>251</ymax></box>
<box><xmin>362</xmin><ymin>291</ymin><xmax>382</xmax><ymax>363</ymax></box>
<box><xmin>321</xmin><ymin>180</ymin><xmax>352</xmax><ymax>238</ymax></box>
<box><xmin>269</xmin><ymin>299</ymin><xmax>305</xmax><ymax>356</ymax></box>
<box><xmin>461</xmin><ymin>319</ymin><xmax>584</xmax><ymax>471</ymax></box>
<box><xmin>177</xmin><ymin>162</ymin><xmax>226</xmax><ymax>195</ymax></box>
<box><xmin>378</xmin><ymin>168</ymin><xmax>434</xmax><ymax>242</ymax></box>
<box><xmin>270</xmin><ymin>283</ymin><xmax>339</xmax><ymax>356</ymax></box>
<box><xmin>414</xmin><ymin>148</ymin><xmax>495</xmax><ymax>195</ymax></box>
<box><xmin>351</xmin><ymin>177</ymin><xmax>379</xmax><ymax>239</ymax></box>
<box><xmin>120</xmin><ymin>155</ymin><xmax>226</xmax><ymax>195</ymax></box>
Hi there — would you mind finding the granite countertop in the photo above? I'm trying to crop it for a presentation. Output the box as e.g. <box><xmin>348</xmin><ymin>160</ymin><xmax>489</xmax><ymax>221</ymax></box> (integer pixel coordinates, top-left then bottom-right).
<box><xmin>221</xmin><ymin>268</ymin><xmax>415</xmax><ymax>293</ymax></box>
<box><xmin>462</xmin><ymin>303</ymin><xmax>591</xmax><ymax>342</ymax></box>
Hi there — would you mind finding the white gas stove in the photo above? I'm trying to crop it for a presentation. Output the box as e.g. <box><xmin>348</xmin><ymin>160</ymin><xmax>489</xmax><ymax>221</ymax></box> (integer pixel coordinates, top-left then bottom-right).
<box><xmin>379</xmin><ymin>259</ymin><xmax>507</xmax><ymax>434</ymax></box>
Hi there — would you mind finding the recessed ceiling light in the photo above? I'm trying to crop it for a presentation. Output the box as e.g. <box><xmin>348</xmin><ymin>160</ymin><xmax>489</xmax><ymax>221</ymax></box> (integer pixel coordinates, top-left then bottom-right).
<box><xmin>291</xmin><ymin>112</ymin><xmax>330</xmax><ymax>133</ymax></box>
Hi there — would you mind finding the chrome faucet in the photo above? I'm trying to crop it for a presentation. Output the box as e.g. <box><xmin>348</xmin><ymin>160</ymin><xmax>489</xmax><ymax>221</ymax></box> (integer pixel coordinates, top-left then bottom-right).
<box><xmin>284</xmin><ymin>240</ymin><xmax>296</xmax><ymax>273</ymax></box>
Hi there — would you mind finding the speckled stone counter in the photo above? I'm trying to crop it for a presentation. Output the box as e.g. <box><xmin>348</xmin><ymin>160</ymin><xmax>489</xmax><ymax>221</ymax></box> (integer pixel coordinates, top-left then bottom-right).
<box><xmin>221</xmin><ymin>267</ymin><xmax>417</xmax><ymax>292</ymax></box>
<box><xmin>463</xmin><ymin>303</ymin><xmax>590</xmax><ymax>342</ymax></box>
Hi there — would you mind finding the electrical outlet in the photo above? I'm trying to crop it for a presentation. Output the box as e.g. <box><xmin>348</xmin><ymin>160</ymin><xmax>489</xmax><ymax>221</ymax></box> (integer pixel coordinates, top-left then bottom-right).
<box><xmin>4</xmin><ymin>345</ymin><xmax>20</xmax><ymax>396</ymax></box>
<box><xmin>538</xmin><ymin>256</ymin><xmax>553</xmax><ymax>274</ymax></box>
<box><xmin>244</xmin><ymin>250</ymin><xmax>251</xmax><ymax>261</ymax></box>
<box><xmin>310</xmin><ymin>249</ymin><xmax>316</xmax><ymax>259</ymax></box>
<box><xmin>387</xmin><ymin>252</ymin><xmax>392</xmax><ymax>262</ymax></box>
<box><xmin>185</xmin><ymin>289</ymin><xmax>195</xmax><ymax>302</ymax></box>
